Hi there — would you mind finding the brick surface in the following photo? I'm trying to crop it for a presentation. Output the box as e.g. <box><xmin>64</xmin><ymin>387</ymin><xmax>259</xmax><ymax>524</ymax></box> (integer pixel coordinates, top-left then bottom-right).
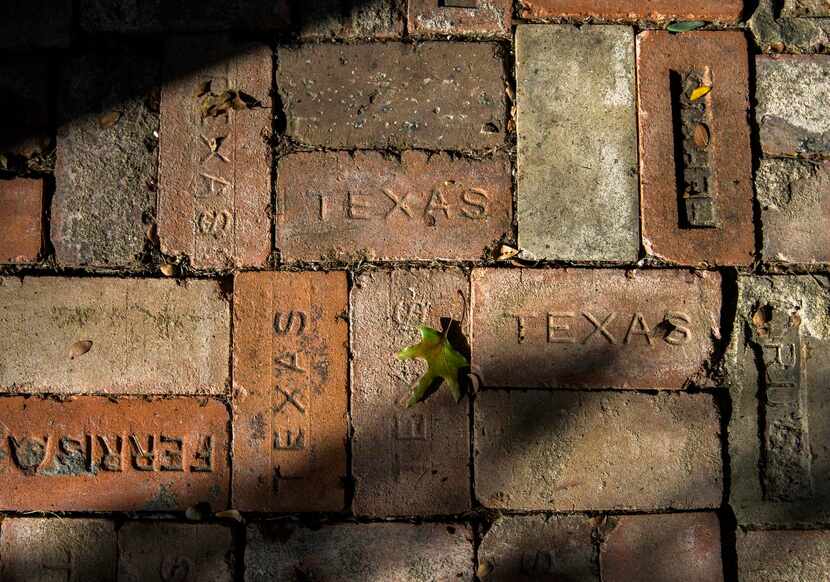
<box><xmin>53</xmin><ymin>49</ymin><xmax>159</xmax><ymax>268</ymax></box>
<box><xmin>233</xmin><ymin>272</ymin><xmax>348</xmax><ymax>512</ymax></box>
<box><xmin>119</xmin><ymin>522</ymin><xmax>233</xmax><ymax>582</ymax></box>
<box><xmin>600</xmin><ymin>513</ymin><xmax>723</xmax><ymax>582</ymax></box>
<box><xmin>478</xmin><ymin>515</ymin><xmax>598</xmax><ymax>581</ymax></box>
<box><xmin>276</xmin><ymin>151</ymin><xmax>512</xmax><ymax>262</ymax></box>
<box><xmin>758</xmin><ymin>159</ymin><xmax>830</xmax><ymax>264</ymax></box>
<box><xmin>472</xmin><ymin>268</ymin><xmax>722</xmax><ymax>390</ymax></box>
<box><xmin>245</xmin><ymin>522</ymin><xmax>474</xmax><ymax>581</ymax></box>
<box><xmin>638</xmin><ymin>31</ymin><xmax>754</xmax><ymax>266</ymax></box>
<box><xmin>352</xmin><ymin>269</ymin><xmax>471</xmax><ymax>516</ymax></box>
<box><xmin>0</xmin><ymin>59</ymin><xmax>50</xmax><ymax>158</ymax></box>
<box><xmin>407</xmin><ymin>0</ymin><xmax>512</xmax><ymax>37</ymax></box>
<box><xmin>519</xmin><ymin>0</ymin><xmax>743</xmax><ymax>21</ymax></box>
<box><xmin>0</xmin><ymin>518</ymin><xmax>116</xmax><ymax>582</ymax></box>
<box><xmin>757</xmin><ymin>56</ymin><xmax>830</xmax><ymax>158</ymax></box>
<box><xmin>783</xmin><ymin>0</ymin><xmax>830</xmax><ymax>17</ymax></box>
<box><xmin>475</xmin><ymin>391</ymin><xmax>722</xmax><ymax>511</ymax></box>
<box><xmin>749</xmin><ymin>0</ymin><xmax>830</xmax><ymax>54</ymax></box>
<box><xmin>158</xmin><ymin>37</ymin><xmax>271</xmax><ymax>270</ymax></box>
<box><xmin>297</xmin><ymin>0</ymin><xmax>404</xmax><ymax>38</ymax></box>
<box><xmin>517</xmin><ymin>25</ymin><xmax>639</xmax><ymax>262</ymax></box>
<box><xmin>278</xmin><ymin>42</ymin><xmax>506</xmax><ymax>150</ymax></box>
<box><xmin>737</xmin><ymin>529</ymin><xmax>830</xmax><ymax>581</ymax></box>
<box><xmin>729</xmin><ymin>275</ymin><xmax>830</xmax><ymax>527</ymax></box>
<box><xmin>0</xmin><ymin>277</ymin><xmax>229</xmax><ymax>394</ymax></box>
<box><xmin>0</xmin><ymin>0</ymin><xmax>71</xmax><ymax>49</ymax></box>
<box><xmin>0</xmin><ymin>397</ymin><xmax>229</xmax><ymax>511</ymax></box>
<box><xmin>0</xmin><ymin>179</ymin><xmax>42</xmax><ymax>264</ymax></box>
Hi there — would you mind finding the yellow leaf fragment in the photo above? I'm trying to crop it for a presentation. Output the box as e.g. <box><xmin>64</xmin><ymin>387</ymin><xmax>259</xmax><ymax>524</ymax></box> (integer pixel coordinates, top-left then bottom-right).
<box><xmin>690</xmin><ymin>86</ymin><xmax>711</xmax><ymax>101</ymax></box>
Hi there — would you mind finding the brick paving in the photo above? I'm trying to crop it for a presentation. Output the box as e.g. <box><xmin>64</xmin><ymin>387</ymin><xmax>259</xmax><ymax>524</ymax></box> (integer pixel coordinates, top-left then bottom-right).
<box><xmin>0</xmin><ymin>2</ymin><xmax>828</xmax><ymax>580</ymax></box>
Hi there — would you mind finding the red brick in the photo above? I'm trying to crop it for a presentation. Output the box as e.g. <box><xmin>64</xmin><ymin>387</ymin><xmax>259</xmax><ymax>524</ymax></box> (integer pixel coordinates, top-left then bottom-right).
<box><xmin>601</xmin><ymin>513</ymin><xmax>723</xmax><ymax>582</ymax></box>
<box><xmin>0</xmin><ymin>179</ymin><xmax>42</xmax><ymax>263</ymax></box>
<box><xmin>159</xmin><ymin>36</ymin><xmax>271</xmax><ymax>269</ymax></box>
<box><xmin>0</xmin><ymin>518</ymin><xmax>116</xmax><ymax>582</ymax></box>
<box><xmin>0</xmin><ymin>59</ymin><xmax>50</xmax><ymax>158</ymax></box>
<box><xmin>0</xmin><ymin>397</ymin><xmax>229</xmax><ymax>512</ymax></box>
<box><xmin>119</xmin><ymin>522</ymin><xmax>233</xmax><ymax>582</ymax></box>
<box><xmin>472</xmin><ymin>268</ymin><xmax>722</xmax><ymax>390</ymax></box>
<box><xmin>277</xmin><ymin>42</ymin><xmax>506</xmax><ymax>150</ymax></box>
<box><xmin>351</xmin><ymin>269</ymin><xmax>471</xmax><ymax>516</ymax></box>
<box><xmin>475</xmin><ymin>391</ymin><xmax>723</xmax><ymax>511</ymax></box>
<box><xmin>276</xmin><ymin>151</ymin><xmax>511</xmax><ymax>262</ymax></box>
<box><xmin>637</xmin><ymin>31</ymin><xmax>754</xmax><ymax>267</ymax></box>
<box><xmin>737</xmin><ymin>529</ymin><xmax>830</xmax><ymax>581</ymax></box>
<box><xmin>408</xmin><ymin>0</ymin><xmax>512</xmax><ymax>37</ymax></box>
<box><xmin>519</xmin><ymin>0</ymin><xmax>743</xmax><ymax>21</ymax></box>
<box><xmin>233</xmin><ymin>272</ymin><xmax>348</xmax><ymax>512</ymax></box>
<box><xmin>0</xmin><ymin>277</ymin><xmax>229</xmax><ymax>394</ymax></box>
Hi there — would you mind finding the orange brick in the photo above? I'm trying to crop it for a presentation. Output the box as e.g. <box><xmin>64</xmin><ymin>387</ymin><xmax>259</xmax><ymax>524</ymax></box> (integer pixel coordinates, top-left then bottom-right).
<box><xmin>0</xmin><ymin>179</ymin><xmax>42</xmax><ymax>263</ymax></box>
<box><xmin>519</xmin><ymin>0</ymin><xmax>743</xmax><ymax>21</ymax></box>
<box><xmin>233</xmin><ymin>271</ymin><xmax>348</xmax><ymax>512</ymax></box>
<box><xmin>158</xmin><ymin>36</ymin><xmax>271</xmax><ymax>269</ymax></box>
<box><xmin>0</xmin><ymin>397</ymin><xmax>229</xmax><ymax>512</ymax></box>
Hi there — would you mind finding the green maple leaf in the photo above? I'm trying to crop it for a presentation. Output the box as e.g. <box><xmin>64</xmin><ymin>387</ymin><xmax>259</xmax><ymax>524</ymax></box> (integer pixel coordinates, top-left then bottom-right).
<box><xmin>397</xmin><ymin>325</ymin><xmax>469</xmax><ymax>407</ymax></box>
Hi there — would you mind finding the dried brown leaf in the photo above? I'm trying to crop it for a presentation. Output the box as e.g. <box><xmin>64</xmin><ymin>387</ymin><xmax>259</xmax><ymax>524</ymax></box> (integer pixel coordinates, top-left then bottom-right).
<box><xmin>69</xmin><ymin>340</ymin><xmax>93</xmax><ymax>359</ymax></box>
<box><xmin>97</xmin><ymin>111</ymin><xmax>121</xmax><ymax>128</ymax></box>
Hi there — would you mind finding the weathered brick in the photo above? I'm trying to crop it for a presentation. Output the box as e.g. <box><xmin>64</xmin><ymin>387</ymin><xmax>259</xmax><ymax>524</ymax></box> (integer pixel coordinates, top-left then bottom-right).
<box><xmin>0</xmin><ymin>59</ymin><xmax>50</xmax><ymax>159</ymax></box>
<box><xmin>519</xmin><ymin>0</ymin><xmax>743</xmax><ymax>21</ymax></box>
<box><xmin>475</xmin><ymin>391</ymin><xmax>722</xmax><ymax>511</ymax></box>
<box><xmin>0</xmin><ymin>397</ymin><xmax>229</xmax><ymax>511</ymax></box>
<box><xmin>757</xmin><ymin>56</ymin><xmax>830</xmax><ymax>158</ymax></box>
<box><xmin>758</xmin><ymin>159</ymin><xmax>830</xmax><ymax>264</ymax></box>
<box><xmin>233</xmin><ymin>272</ymin><xmax>348</xmax><ymax>512</ymax></box>
<box><xmin>0</xmin><ymin>0</ymin><xmax>71</xmax><ymax>49</ymax></box>
<box><xmin>53</xmin><ymin>49</ymin><xmax>159</xmax><ymax>268</ymax></box>
<box><xmin>738</xmin><ymin>529</ymin><xmax>830</xmax><ymax>581</ymax></box>
<box><xmin>158</xmin><ymin>37</ymin><xmax>271</xmax><ymax>270</ymax></box>
<box><xmin>276</xmin><ymin>151</ymin><xmax>511</xmax><ymax>262</ymax></box>
<box><xmin>749</xmin><ymin>0</ymin><xmax>830</xmax><ymax>54</ymax></box>
<box><xmin>729</xmin><ymin>275</ymin><xmax>830</xmax><ymax>527</ymax></box>
<box><xmin>472</xmin><ymin>268</ymin><xmax>722</xmax><ymax>390</ymax></box>
<box><xmin>119</xmin><ymin>522</ymin><xmax>233</xmax><ymax>582</ymax></box>
<box><xmin>517</xmin><ymin>25</ymin><xmax>639</xmax><ymax>262</ymax></box>
<box><xmin>352</xmin><ymin>269</ymin><xmax>470</xmax><ymax>516</ymax></box>
<box><xmin>783</xmin><ymin>0</ymin><xmax>830</xmax><ymax>17</ymax></box>
<box><xmin>0</xmin><ymin>518</ymin><xmax>116</xmax><ymax>582</ymax></box>
<box><xmin>297</xmin><ymin>0</ymin><xmax>404</xmax><ymax>38</ymax></box>
<box><xmin>407</xmin><ymin>0</ymin><xmax>512</xmax><ymax>37</ymax></box>
<box><xmin>245</xmin><ymin>522</ymin><xmax>473</xmax><ymax>581</ymax></box>
<box><xmin>0</xmin><ymin>179</ymin><xmax>42</xmax><ymax>264</ymax></box>
<box><xmin>0</xmin><ymin>277</ymin><xmax>229</xmax><ymax>394</ymax></box>
<box><xmin>638</xmin><ymin>31</ymin><xmax>754</xmax><ymax>266</ymax></box>
<box><xmin>478</xmin><ymin>515</ymin><xmax>598</xmax><ymax>581</ymax></box>
<box><xmin>600</xmin><ymin>513</ymin><xmax>723</xmax><ymax>582</ymax></box>
<box><xmin>278</xmin><ymin>42</ymin><xmax>506</xmax><ymax>150</ymax></box>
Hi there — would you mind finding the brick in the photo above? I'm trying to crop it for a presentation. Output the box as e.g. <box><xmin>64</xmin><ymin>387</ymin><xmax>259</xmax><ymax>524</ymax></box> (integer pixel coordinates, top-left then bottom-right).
<box><xmin>297</xmin><ymin>0</ymin><xmax>404</xmax><ymax>38</ymax></box>
<box><xmin>737</xmin><ymin>529</ymin><xmax>830</xmax><ymax>581</ymax></box>
<box><xmin>407</xmin><ymin>0</ymin><xmax>512</xmax><ymax>37</ymax></box>
<box><xmin>277</xmin><ymin>42</ymin><xmax>506</xmax><ymax>150</ymax></box>
<box><xmin>600</xmin><ymin>513</ymin><xmax>723</xmax><ymax>582</ymax></box>
<box><xmin>158</xmin><ymin>37</ymin><xmax>271</xmax><ymax>270</ymax></box>
<box><xmin>749</xmin><ymin>0</ymin><xmax>830</xmax><ymax>54</ymax></box>
<box><xmin>474</xmin><ymin>391</ymin><xmax>722</xmax><ymax>511</ymax></box>
<box><xmin>519</xmin><ymin>0</ymin><xmax>743</xmax><ymax>21</ymax></box>
<box><xmin>245</xmin><ymin>522</ymin><xmax>473</xmax><ymax>581</ymax></box>
<box><xmin>478</xmin><ymin>515</ymin><xmax>598</xmax><ymax>581</ymax></box>
<box><xmin>233</xmin><ymin>272</ymin><xmax>348</xmax><ymax>512</ymax></box>
<box><xmin>0</xmin><ymin>59</ymin><xmax>50</xmax><ymax>158</ymax></box>
<box><xmin>276</xmin><ymin>151</ymin><xmax>512</xmax><ymax>262</ymax></box>
<box><xmin>53</xmin><ymin>50</ymin><xmax>159</xmax><ymax>268</ymax></box>
<box><xmin>783</xmin><ymin>0</ymin><xmax>830</xmax><ymax>17</ymax></box>
<box><xmin>0</xmin><ymin>0</ymin><xmax>71</xmax><ymax>49</ymax></box>
<box><xmin>757</xmin><ymin>56</ymin><xmax>830</xmax><ymax>158</ymax></box>
<box><xmin>0</xmin><ymin>518</ymin><xmax>115</xmax><ymax>582</ymax></box>
<box><xmin>0</xmin><ymin>397</ymin><xmax>229</xmax><ymax>511</ymax></box>
<box><xmin>352</xmin><ymin>269</ymin><xmax>470</xmax><ymax>516</ymax></box>
<box><xmin>758</xmin><ymin>159</ymin><xmax>830</xmax><ymax>264</ymax></box>
<box><xmin>471</xmin><ymin>268</ymin><xmax>722</xmax><ymax>390</ymax></box>
<box><xmin>638</xmin><ymin>31</ymin><xmax>754</xmax><ymax>266</ymax></box>
<box><xmin>517</xmin><ymin>25</ymin><xmax>639</xmax><ymax>262</ymax></box>
<box><xmin>119</xmin><ymin>522</ymin><xmax>233</xmax><ymax>582</ymax></box>
<box><xmin>729</xmin><ymin>275</ymin><xmax>830</xmax><ymax>527</ymax></box>
<box><xmin>0</xmin><ymin>179</ymin><xmax>42</xmax><ymax>263</ymax></box>
<box><xmin>0</xmin><ymin>277</ymin><xmax>229</xmax><ymax>394</ymax></box>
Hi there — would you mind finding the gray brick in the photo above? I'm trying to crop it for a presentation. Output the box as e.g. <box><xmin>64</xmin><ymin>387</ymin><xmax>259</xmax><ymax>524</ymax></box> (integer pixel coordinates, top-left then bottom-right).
<box><xmin>737</xmin><ymin>529</ymin><xmax>830</xmax><ymax>581</ymax></box>
<box><xmin>749</xmin><ymin>0</ymin><xmax>830</xmax><ymax>54</ymax></box>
